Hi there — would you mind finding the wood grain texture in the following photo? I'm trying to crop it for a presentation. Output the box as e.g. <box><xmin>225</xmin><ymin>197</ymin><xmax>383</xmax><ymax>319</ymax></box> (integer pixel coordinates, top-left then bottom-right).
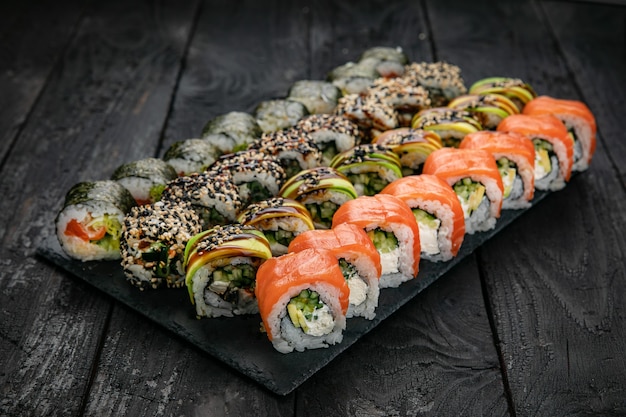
<box><xmin>0</xmin><ymin>0</ymin><xmax>197</xmax><ymax>415</ymax></box>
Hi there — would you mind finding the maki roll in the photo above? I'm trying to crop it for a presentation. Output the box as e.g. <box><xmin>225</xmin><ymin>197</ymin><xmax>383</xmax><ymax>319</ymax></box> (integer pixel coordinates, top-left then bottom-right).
<box><xmin>184</xmin><ymin>224</ymin><xmax>272</xmax><ymax>318</ymax></box>
<box><xmin>254</xmin><ymin>99</ymin><xmax>309</xmax><ymax>133</ymax></box>
<box><xmin>423</xmin><ymin>148</ymin><xmax>504</xmax><ymax>234</ymax></box>
<box><xmin>278</xmin><ymin>167</ymin><xmax>358</xmax><ymax>229</ymax></box>
<box><xmin>201</xmin><ymin>111</ymin><xmax>262</xmax><ymax>152</ymax></box>
<box><xmin>120</xmin><ymin>201</ymin><xmax>202</xmax><ymax>289</ymax></box>
<box><xmin>288</xmin><ymin>223</ymin><xmax>382</xmax><ymax>319</ymax></box>
<box><xmin>334</xmin><ymin>93</ymin><xmax>399</xmax><ymax>140</ymax></box>
<box><xmin>447</xmin><ymin>93</ymin><xmax>520</xmax><ymax>130</ymax></box>
<box><xmin>460</xmin><ymin>131</ymin><xmax>536</xmax><ymax>209</ymax></box>
<box><xmin>328</xmin><ymin>57</ymin><xmax>381</xmax><ymax>95</ymax></box>
<box><xmin>163</xmin><ymin>138</ymin><xmax>220</xmax><ymax>176</ymax></box>
<box><xmin>160</xmin><ymin>172</ymin><xmax>242</xmax><ymax>229</ymax></box>
<box><xmin>249</xmin><ymin>129</ymin><xmax>322</xmax><ymax>178</ymax></box>
<box><xmin>497</xmin><ymin>114</ymin><xmax>573</xmax><ymax>191</ymax></box>
<box><xmin>111</xmin><ymin>158</ymin><xmax>178</xmax><ymax>205</ymax></box>
<box><xmin>237</xmin><ymin>197</ymin><xmax>315</xmax><ymax>256</ymax></box>
<box><xmin>401</xmin><ymin>61</ymin><xmax>467</xmax><ymax>107</ymax></box>
<box><xmin>469</xmin><ymin>77</ymin><xmax>537</xmax><ymax>112</ymax></box>
<box><xmin>411</xmin><ymin>108</ymin><xmax>483</xmax><ymax>148</ymax></box>
<box><xmin>368</xmin><ymin>77</ymin><xmax>431</xmax><ymax>126</ymax></box>
<box><xmin>373</xmin><ymin>128</ymin><xmax>443</xmax><ymax>175</ymax></box>
<box><xmin>381</xmin><ymin>175</ymin><xmax>465</xmax><ymax>262</ymax></box>
<box><xmin>206</xmin><ymin>150</ymin><xmax>286</xmax><ymax>207</ymax></box>
<box><xmin>255</xmin><ymin>248</ymin><xmax>350</xmax><ymax>353</ymax></box>
<box><xmin>294</xmin><ymin>114</ymin><xmax>360</xmax><ymax>165</ymax></box>
<box><xmin>329</xmin><ymin>144</ymin><xmax>403</xmax><ymax>196</ymax></box>
<box><xmin>287</xmin><ymin>80</ymin><xmax>342</xmax><ymax>115</ymax></box>
<box><xmin>358</xmin><ymin>46</ymin><xmax>409</xmax><ymax>78</ymax></box>
<box><xmin>522</xmin><ymin>95</ymin><xmax>597</xmax><ymax>172</ymax></box>
<box><xmin>56</xmin><ymin>180</ymin><xmax>136</xmax><ymax>261</ymax></box>
<box><xmin>332</xmin><ymin>194</ymin><xmax>421</xmax><ymax>288</ymax></box>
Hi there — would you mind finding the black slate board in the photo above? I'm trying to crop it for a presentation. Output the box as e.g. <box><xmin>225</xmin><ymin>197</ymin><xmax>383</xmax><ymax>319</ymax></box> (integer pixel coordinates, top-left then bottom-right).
<box><xmin>38</xmin><ymin>187</ymin><xmax>555</xmax><ymax>395</ymax></box>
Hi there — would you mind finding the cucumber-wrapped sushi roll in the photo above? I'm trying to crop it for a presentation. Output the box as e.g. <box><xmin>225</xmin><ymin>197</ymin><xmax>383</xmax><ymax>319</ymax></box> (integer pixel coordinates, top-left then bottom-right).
<box><xmin>523</xmin><ymin>96</ymin><xmax>597</xmax><ymax>172</ymax></box>
<box><xmin>423</xmin><ymin>148</ymin><xmax>504</xmax><ymax>234</ymax></box>
<box><xmin>373</xmin><ymin>128</ymin><xmax>443</xmax><ymax>175</ymax></box>
<box><xmin>278</xmin><ymin>167</ymin><xmax>358</xmax><ymax>229</ymax></box>
<box><xmin>469</xmin><ymin>77</ymin><xmax>537</xmax><ymax>112</ymax></box>
<box><xmin>254</xmin><ymin>99</ymin><xmax>309</xmax><ymax>133</ymax></box>
<box><xmin>206</xmin><ymin>150</ymin><xmax>286</xmax><ymax>207</ymax></box>
<box><xmin>401</xmin><ymin>61</ymin><xmax>467</xmax><ymax>107</ymax></box>
<box><xmin>201</xmin><ymin>111</ymin><xmax>262</xmax><ymax>152</ymax></box>
<box><xmin>249</xmin><ymin>129</ymin><xmax>322</xmax><ymax>178</ymax></box>
<box><xmin>288</xmin><ymin>223</ymin><xmax>382</xmax><ymax>319</ymax></box>
<box><xmin>460</xmin><ymin>131</ymin><xmax>536</xmax><ymax>209</ymax></box>
<box><xmin>332</xmin><ymin>194</ymin><xmax>421</xmax><ymax>288</ymax></box>
<box><xmin>237</xmin><ymin>197</ymin><xmax>315</xmax><ymax>256</ymax></box>
<box><xmin>160</xmin><ymin>172</ymin><xmax>242</xmax><ymax>229</ymax></box>
<box><xmin>111</xmin><ymin>158</ymin><xmax>178</xmax><ymax>205</ymax></box>
<box><xmin>497</xmin><ymin>114</ymin><xmax>573</xmax><ymax>191</ymax></box>
<box><xmin>56</xmin><ymin>180</ymin><xmax>136</xmax><ymax>261</ymax></box>
<box><xmin>368</xmin><ymin>77</ymin><xmax>431</xmax><ymax>126</ymax></box>
<box><xmin>411</xmin><ymin>108</ymin><xmax>483</xmax><ymax>148</ymax></box>
<box><xmin>120</xmin><ymin>201</ymin><xmax>202</xmax><ymax>289</ymax></box>
<box><xmin>328</xmin><ymin>57</ymin><xmax>381</xmax><ymax>95</ymax></box>
<box><xmin>329</xmin><ymin>144</ymin><xmax>403</xmax><ymax>196</ymax></box>
<box><xmin>255</xmin><ymin>248</ymin><xmax>350</xmax><ymax>353</ymax></box>
<box><xmin>185</xmin><ymin>224</ymin><xmax>272</xmax><ymax>318</ymax></box>
<box><xmin>381</xmin><ymin>175</ymin><xmax>465</xmax><ymax>262</ymax></box>
<box><xmin>334</xmin><ymin>93</ymin><xmax>399</xmax><ymax>140</ymax></box>
<box><xmin>287</xmin><ymin>80</ymin><xmax>342</xmax><ymax>115</ymax></box>
<box><xmin>294</xmin><ymin>114</ymin><xmax>360</xmax><ymax>165</ymax></box>
<box><xmin>447</xmin><ymin>93</ymin><xmax>520</xmax><ymax>130</ymax></box>
<box><xmin>163</xmin><ymin>138</ymin><xmax>221</xmax><ymax>176</ymax></box>
<box><xmin>359</xmin><ymin>46</ymin><xmax>409</xmax><ymax>78</ymax></box>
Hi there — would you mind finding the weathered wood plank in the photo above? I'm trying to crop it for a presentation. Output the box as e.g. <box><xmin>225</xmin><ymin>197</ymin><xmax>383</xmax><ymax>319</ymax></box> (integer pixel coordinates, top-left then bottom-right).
<box><xmin>0</xmin><ymin>0</ymin><xmax>198</xmax><ymax>415</ymax></box>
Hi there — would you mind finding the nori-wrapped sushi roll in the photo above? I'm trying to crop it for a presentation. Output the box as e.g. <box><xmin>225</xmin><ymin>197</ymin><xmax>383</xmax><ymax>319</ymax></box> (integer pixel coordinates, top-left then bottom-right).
<box><xmin>294</xmin><ymin>114</ymin><xmax>360</xmax><ymax>166</ymax></box>
<box><xmin>201</xmin><ymin>111</ymin><xmax>262</xmax><ymax>152</ymax></box>
<box><xmin>111</xmin><ymin>158</ymin><xmax>178</xmax><ymax>205</ymax></box>
<box><xmin>56</xmin><ymin>180</ymin><xmax>136</xmax><ymax>261</ymax></box>
<box><xmin>163</xmin><ymin>138</ymin><xmax>221</xmax><ymax>176</ymax></box>
<box><xmin>254</xmin><ymin>99</ymin><xmax>309</xmax><ymax>133</ymax></box>
<box><xmin>287</xmin><ymin>80</ymin><xmax>342</xmax><ymax>115</ymax></box>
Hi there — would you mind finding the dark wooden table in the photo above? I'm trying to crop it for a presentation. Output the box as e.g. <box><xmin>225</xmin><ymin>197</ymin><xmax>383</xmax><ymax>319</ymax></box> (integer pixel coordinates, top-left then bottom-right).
<box><xmin>1</xmin><ymin>0</ymin><xmax>625</xmax><ymax>415</ymax></box>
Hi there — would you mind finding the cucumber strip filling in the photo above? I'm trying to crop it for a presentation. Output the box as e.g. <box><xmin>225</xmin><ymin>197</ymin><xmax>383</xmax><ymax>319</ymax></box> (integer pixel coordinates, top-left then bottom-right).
<box><xmin>347</xmin><ymin>172</ymin><xmax>389</xmax><ymax>196</ymax></box>
<box><xmin>412</xmin><ymin>209</ymin><xmax>441</xmax><ymax>255</ymax></box>
<box><xmin>339</xmin><ymin>259</ymin><xmax>368</xmax><ymax>307</ymax></box>
<box><xmin>453</xmin><ymin>177</ymin><xmax>486</xmax><ymax>218</ymax></box>
<box><xmin>306</xmin><ymin>201</ymin><xmax>338</xmax><ymax>228</ymax></box>
<box><xmin>287</xmin><ymin>289</ymin><xmax>334</xmax><ymax>336</ymax></box>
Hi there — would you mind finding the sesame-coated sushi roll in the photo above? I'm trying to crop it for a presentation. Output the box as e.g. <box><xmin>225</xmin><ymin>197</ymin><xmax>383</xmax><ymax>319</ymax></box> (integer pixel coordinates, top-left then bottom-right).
<box><xmin>120</xmin><ymin>201</ymin><xmax>202</xmax><ymax>290</ymax></box>
<box><xmin>423</xmin><ymin>148</ymin><xmax>504</xmax><ymax>234</ymax></box>
<box><xmin>330</xmin><ymin>144</ymin><xmax>403</xmax><ymax>196</ymax></box>
<box><xmin>278</xmin><ymin>167</ymin><xmax>358</xmax><ymax>229</ymax></box>
<box><xmin>56</xmin><ymin>180</ymin><xmax>136</xmax><ymax>262</ymax></box>
<box><xmin>206</xmin><ymin>150</ymin><xmax>286</xmax><ymax>207</ymax></box>
<box><xmin>448</xmin><ymin>93</ymin><xmax>520</xmax><ymax>130</ymax></box>
<box><xmin>287</xmin><ymin>80</ymin><xmax>342</xmax><ymax>115</ymax></box>
<box><xmin>255</xmin><ymin>248</ymin><xmax>350</xmax><ymax>353</ymax></box>
<box><xmin>294</xmin><ymin>114</ymin><xmax>360</xmax><ymax>165</ymax></box>
<box><xmin>249</xmin><ymin>129</ymin><xmax>322</xmax><ymax>178</ymax></box>
<box><xmin>334</xmin><ymin>93</ymin><xmax>399</xmax><ymax>140</ymax></box>
<box><xmin>163</xmin><ymin>138</ymin><xmax>221</xmax><ymax>176</ymax></box>
<box><xmin>332</xmin><ymin>194</ymin><xmax>421</xmax><ymax>288</ymax></box>
<box><xmin>368</xmin><ymin>77</ymin><xmax>431</xmax><ymax>126</ymax></box>
<box><xmin>160</xmin><ymin>172</ymin><xmax>242</xmax><ymax>229</ymax></box>
<box><xmin>254</xmin><ymin>99</ymin><xmax>309</xmax><ymax>133</ymax></box>
<box><xmin>460</xmin><ymin>131</ymin><xmax>536</xmax><ymax>209</ymax></box>
<box><xmin>111</xmin><ymin>158</ymin><xmax>178</xmax><ymax>205</ymax></box>
<box><xmin>411</xmin><ymin>108</ymin><xmax>483</xmax><ymax>148</ymax></box>
<box><xmin>201</xmin><ymin>111</ymin><xmax>262</xmax><ymax>152</ymax></box>
<box><xmin>237</xmin><ymin>197</ymin><xmax>315</xmax><ymax>256</ymax></box>
<box><xmin>373</xmin><ymin>128</ymin><xmax>443</xmax><ymax>175</ymax></box>
<box><xmin>497</xmin><ymin>114</ymin><xmax>574</xmax><ymax>191</ymax></box>
<box><xmin>469</xmin><ymin>77</ymin><xmax>537</xmax><ymax>112</ymax></box>
<box><xmin>381</xmin><ymin>175</ymin><xmax>465</xmax><ymax>262</ymax></box>
<box><xmin>184</xmin><ymin>224</ymin><xmax>272</xmax><ymax>318</ymax></box>
<box><xmin>522</xmin><ymin>96</ymin><xmax>597</xmax><ymax>172</ymax></box>
<box><xmin>401</xmin><ymin>61</ymin><xmax>467</xmax><ymax>107</ymax></box>
<box><xmin>288</xmin><ymin>223</ymin><xmax>382</xmax><ymax>319</ymax></box>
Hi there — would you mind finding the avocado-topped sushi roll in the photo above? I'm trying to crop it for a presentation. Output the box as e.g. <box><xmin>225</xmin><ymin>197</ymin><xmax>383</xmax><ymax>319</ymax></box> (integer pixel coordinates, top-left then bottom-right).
<box><xmin>206</xmin><ymin>150</ymin><xmax>286</xmax><ymax>207</ymax></box>
<box><xmin>254</xmin><ymin>99</ymin><xmax>309</xmax><ymax>133</ymax></box>
<box><xmin>411</xmin><ymin>108</ymin><xmax>483</xmax><ymax>148</ymax></box>
<box><xmin>330</xmin><ymin>144</ymin><xmax>403</xmax><ymax>196</ymax></box>
<box><xmin>184</xmin><ymin>224</ymin><xmax>272</xmax><ymax>318</ymax></box>
<box><xmin>373</xmin><ymin>128</ymin><xmax>443</xmax><ymax>175</ymax></box>
<box><xmin>359</xmin><ymin>46</ymin><xmax>409</xmax><ymax>78</ymax></box>
<box><xmin>237</xmin><ymin>197</ymin><xmax>315</xmax><ymax>256</ymax></box>
<box><xmin>163</xmin><ymin>138</ymin><xmax>221</xmax><ymax>176</ymax></box>
<box><xmin>469</xmin><ymin>77</ymin><xmax>537</xmax><ymax>112</ymax></box>
<box><xmin>401</xmin><ymin>61</ymin><xmax>467</xmax><ymax>107</ymax></box>
<box><xmin>294</xmin><ymin>114</ymin><xmax>360</xmax><ymax>165</ymax></box>
<box><xmin>56</xmin><ymin>180</ymin><xmax>136</xmax><ymax>262</ymax></box>
<box><xmin>249</xmin><ymin>129</ymin><xmax>322</xmax><ymax>178</ymax></box>
<box><xmin>334</xmin><ymin>93</ymin><xmax>399</xmax><ymax>141</ymax></box>
<box><xmin>201</xmin><ymin>111</ymin><xmax>262</xmax><ymax>152</ymax></box>
<box><xmin>160</xmin><ymin>172</ymin><xmax>242</xmax><ymax>230</ymax></box>
<box><xmin>368</xmin><ymin>77</ymin><xmax>431</xmax><ymax>126</ymax></box>
<box><xmin>255</xmin><ymin>248</ymin><xmax>350</xmax><ymax>353</ymax></box>
<box><xmin>328</xmin><ymin>57</ymin><xmax>381</xmax><ymax>95</ymax></box>
<box><xmin>287</xmin><ymin>80</ymin><xmax>342</xmax><ymax>115</ymax></box>
<box><xmin>120</xmin><ymin>201</ymin><xmax>202</xmax><ymax>290</ymax></box>
<box><xmin>111</xmin><ymin>158</ymin><xmax>178</xmax><ymax>205</ymax></box>
<box><xmin>448</xmin><ymin>93</ymin><xmax>520</xmax><ymax>130</ymax></box>
<box><xmin>278</xmin><ymin>167</ymin><xmax>358</xmax><ymax>229</ymax></box>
